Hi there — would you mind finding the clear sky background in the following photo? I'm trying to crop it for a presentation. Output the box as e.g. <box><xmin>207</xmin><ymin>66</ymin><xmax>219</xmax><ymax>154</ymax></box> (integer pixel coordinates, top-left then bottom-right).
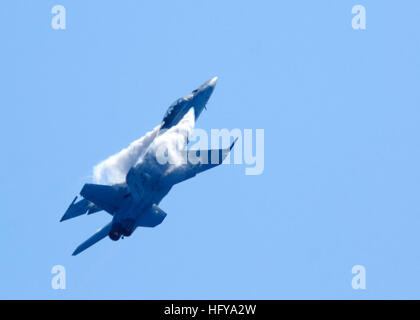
<box><xmin>1</xmin><ymin>0</ymin><xmax>420</xmax><ymax>299</ymax></box>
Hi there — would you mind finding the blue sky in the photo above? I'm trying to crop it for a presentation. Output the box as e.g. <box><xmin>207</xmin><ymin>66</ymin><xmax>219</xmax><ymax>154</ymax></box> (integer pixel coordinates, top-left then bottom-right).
<box><xmin>1</xmin><ymin>0</ymin><xmax>420</xmax><ymax>299</ymax></box>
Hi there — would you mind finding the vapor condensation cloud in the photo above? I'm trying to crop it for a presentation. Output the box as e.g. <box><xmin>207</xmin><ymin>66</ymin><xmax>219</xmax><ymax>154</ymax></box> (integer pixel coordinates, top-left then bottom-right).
<box><xmin>92</xmin><ymin>108</ymin><xmax>196</xmax><ymax>185</ymax></box>
<box><xmin>140</xmin><ymin>108</ymin><xmax>195</xmax><ymax>176</ymax></box>
<box><xmin>93</xmin><ymin>125</ymin><xmax>162</xmax><ymax>185</ymax></box>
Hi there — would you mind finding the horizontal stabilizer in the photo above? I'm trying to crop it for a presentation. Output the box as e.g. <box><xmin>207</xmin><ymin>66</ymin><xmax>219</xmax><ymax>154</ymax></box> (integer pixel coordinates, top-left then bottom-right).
<box><xmin>80</xmin><ymin>183</ymin><xmax>127</xmax><ymax>214</ymax></box>
<box><xmin>72</xmin><ymin>222</ymin><xmax>112</xmax><ymax>256</ymax></box>
<box><xmin>136</xmin><ymin>205</ymin><xmax>167</xmax><ymax>228</ymax></box>
<box><xmin>87</xmin><ymin>204</ymin><xmax>102</xmax><ymax>215</ymax></box>
<box><xmin>61</xmin><ymin>197</ymin><xmax>93</xmax><ymax>222</ymax></box>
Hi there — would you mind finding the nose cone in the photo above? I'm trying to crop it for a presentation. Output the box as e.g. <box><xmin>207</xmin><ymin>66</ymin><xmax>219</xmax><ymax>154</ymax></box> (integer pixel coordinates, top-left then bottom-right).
<box><xmin>194</xmin><ymin>76</ymin><xmax>218</xmax><ymax>95</ymax></box>
<box><xmin>191</xmin><ymin>76</ymin><xmax>218</xmax><ymax>118</ymax></box>
<box><xmin>206</xmin><ymin>76</ymin><xmax>218</xmax><ymax>88</ymax></box>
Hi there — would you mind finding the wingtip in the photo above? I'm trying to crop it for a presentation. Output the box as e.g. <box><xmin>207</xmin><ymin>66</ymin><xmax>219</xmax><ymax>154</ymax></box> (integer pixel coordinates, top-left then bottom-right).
<box><xmin>59</xmin><ymin>213</ymin><xmax>67</xmax><ymax>222</ymax></box>
<box><xmin>230</xmin><ymin>138</ymin><xmax>238</xmax><ymax>151</ymax></box>
<box><xmin>60</xmin><ymin>196</ymin><xmax>78</xmax><ymax>222</ymax></box>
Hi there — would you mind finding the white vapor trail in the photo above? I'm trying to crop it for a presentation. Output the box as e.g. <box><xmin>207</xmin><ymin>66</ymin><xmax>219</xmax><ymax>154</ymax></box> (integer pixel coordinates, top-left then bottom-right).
<box><xmin>93</xmin><ymin>125</ymin><xmax>162</xmax><ymax>185</ymax></box>
<box><xmin>140</xmin><ymin>107</ymin><xmax>195</xmax><ymax>176</ymax></box>
<box><xmin>92</xmin><ymin>108</ymin><xmax>196</xmax><ymax>185</ymax></box>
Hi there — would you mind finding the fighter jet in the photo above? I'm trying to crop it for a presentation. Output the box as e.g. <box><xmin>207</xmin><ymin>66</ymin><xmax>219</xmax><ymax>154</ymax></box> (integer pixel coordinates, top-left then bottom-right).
<box><xmin>61</xmin><ymin>77</ymin><xmax>236</xmax><ymax>255</ymax></box>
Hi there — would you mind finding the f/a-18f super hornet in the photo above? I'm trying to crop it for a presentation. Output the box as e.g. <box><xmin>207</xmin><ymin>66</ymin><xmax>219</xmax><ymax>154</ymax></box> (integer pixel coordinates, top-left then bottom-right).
<box><xmin>61</xmin><ymin>77</ymin><xmax>236</xmax><ymax>255</ymax></box>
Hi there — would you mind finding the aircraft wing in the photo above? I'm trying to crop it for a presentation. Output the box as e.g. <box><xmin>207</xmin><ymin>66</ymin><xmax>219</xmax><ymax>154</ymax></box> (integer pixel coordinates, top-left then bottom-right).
<box><xmin>164</xmin><ymin>139</ymin><xmax>237</xmax><ymax>185</ymax></box>
<box><xmin>60</xmin><ymin>196</ymin><xmax>103</xmax><ymax>222</ymax></box>
<box><xmin>61</xmin><ymin>183</ymin><xmax>128</xmax><ymax>222</ymax></box>
<box><xmin>72</xmin><ymin>222</ymin><xmax>112</xmax><ymax>256</ymax></box>
<box><xmin>80</xmin><ymin>183</ymin><xmax>128</xmax><ymax>214</ymax></box>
